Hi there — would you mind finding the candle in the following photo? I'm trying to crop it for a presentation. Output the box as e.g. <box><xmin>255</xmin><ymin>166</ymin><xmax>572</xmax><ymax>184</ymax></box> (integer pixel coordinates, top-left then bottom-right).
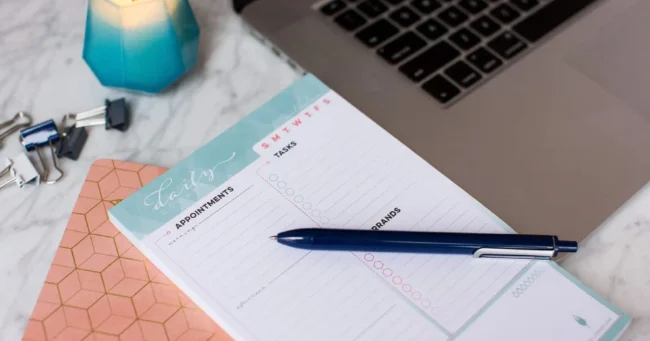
<box><xmin>83</xmin><ymin>0</ymin><xmax>200</xmax><ymax>93</ymax></box>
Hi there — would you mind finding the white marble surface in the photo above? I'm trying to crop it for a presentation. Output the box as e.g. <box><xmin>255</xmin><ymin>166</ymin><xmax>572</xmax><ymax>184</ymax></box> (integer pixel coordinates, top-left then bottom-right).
<box><xmin>0</xmin><ymin>0</ymin><xmax>648</xmax><ymax>340</ymax></box>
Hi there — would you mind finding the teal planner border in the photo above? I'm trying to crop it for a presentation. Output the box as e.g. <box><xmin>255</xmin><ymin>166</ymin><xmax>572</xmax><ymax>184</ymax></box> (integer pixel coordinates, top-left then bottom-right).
<box><xmin>109</xmin><ymin>74</ymin><xmax>329</xmax><ymax>240</ymax></box>
<box><xmin>109</xmin><ymin>74</ymin><xmax>630</xmax><ymax>340</ymax></box>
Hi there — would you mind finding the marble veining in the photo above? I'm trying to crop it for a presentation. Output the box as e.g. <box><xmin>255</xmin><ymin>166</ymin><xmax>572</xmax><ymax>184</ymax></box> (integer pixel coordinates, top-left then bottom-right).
<box><xmin>0</xmin><ymin>0</ymin><xmax>648</xmax><ymax>340</ymax></box>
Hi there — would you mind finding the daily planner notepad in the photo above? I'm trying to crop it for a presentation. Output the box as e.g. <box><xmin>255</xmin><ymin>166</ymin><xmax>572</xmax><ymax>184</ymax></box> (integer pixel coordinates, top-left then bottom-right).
<box><xmin>109</xmin><ymin>75</ymin><xmax>630</xmax><ymax>341</ymax></box>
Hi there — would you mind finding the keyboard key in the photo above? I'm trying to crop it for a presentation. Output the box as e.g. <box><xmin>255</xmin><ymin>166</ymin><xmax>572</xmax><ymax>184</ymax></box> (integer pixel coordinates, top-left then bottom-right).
<box><xmin>438</xmin><ymin>6</ymin><xmax>468</xmax><ymax>27</ymax></box>
<box><xmin>458</xmin><ymin>0</ymin><xmax>488</xmax><ymax>14</ymax></box>
<box><xmin>513</xmin><ymin>0</ymin><xmax>598</xmax><ymax>42</ymax></box>
<box><xmin>467</xmin><ymin>47</ymin><xmax>502</xmax><ymax>73</ymax></box>
<box><xmin>416</xmin><ymin>18</ymin><xmax>448</xmax><ymax>40</ymax></box>
<box><xmin>445</xmin><ymin>61</ymin><xmax>482</xmax><ymax>88</ymax></box>
<box><xmin>335</xmin><ymin>9</ymin><xmax>368</xmax><ymax>31</ymax></box>
<box><xmin>321</xmin><ymin>0</ymin><xmax>346</xmax><ymax>15</ymax></box>
<box><xmin>488</xmin><ymin>31</ymin><xmax>527</xmax><ymax>59</ymax></box>
<box><xmin>377</xmin><ymin>32</ymin><xmax>427</xmax><ymax>64</ymax></box>
<box><xmin>422</xmin><ymin>75</ymin><xmax>461</xmax><ymax>103</ymax></box>
<box><xmin>490</xmin><ymin>3</ymin><xmax>520</xmax><ymax>24</ymax></box>
<box><xmin>399</xmin><ymin>41</ymin><xmax>460</xmax><ymax>81</ymax></box>
<box><xmin>449</xmin><ymin>28</ymin><xmax>481</xmax><ymax>50</ymax></box>
<box><xmin>511</xmin><ymin>0</ymin><xmax>538</xmax><ymax>11</ymax></box>
<box><xmin>389</xmin><ymin>6</ymin><xmax>421</xmax><ymax>27</ymax></box>
<box><xmin>411</xmin><ymin>0</ymin><xmax>441</xmax><ymax>14</ymax></box>
<box><xmin>355</xmin><ymin>19</ymin><xmax>399</xmax><ymax>47</ymax></box>
<box><xmin>470</xmin><ymin>16</ymin><xmax>500</xmax><ymax>37</ymax></box>
<box><xmin>358</xmin><ymin>0</ymin><xmax>389</xmax><ymax>17</ymax></box>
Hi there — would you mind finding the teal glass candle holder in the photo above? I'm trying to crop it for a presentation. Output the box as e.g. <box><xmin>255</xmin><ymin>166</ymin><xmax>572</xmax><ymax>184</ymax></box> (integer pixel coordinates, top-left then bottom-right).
<box><xmin>83</xmin><ymin>0</ymin><xmax>200</xmax><ymax>93</ymax></box>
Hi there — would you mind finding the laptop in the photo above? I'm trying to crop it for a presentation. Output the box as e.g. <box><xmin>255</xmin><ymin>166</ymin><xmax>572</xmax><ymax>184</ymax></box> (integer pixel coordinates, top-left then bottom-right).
<box><xmin>235</xmin><ymin>0</ymin><xmax>650</xmax><ymax>242</ymax></box>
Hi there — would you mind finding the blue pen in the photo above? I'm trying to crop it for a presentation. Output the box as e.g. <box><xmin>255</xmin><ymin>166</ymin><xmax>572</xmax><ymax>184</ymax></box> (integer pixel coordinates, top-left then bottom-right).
<box><xmin>270</xmin><ymin>228</ymin><xmax>578</xmax><ymax>260</ymax></box>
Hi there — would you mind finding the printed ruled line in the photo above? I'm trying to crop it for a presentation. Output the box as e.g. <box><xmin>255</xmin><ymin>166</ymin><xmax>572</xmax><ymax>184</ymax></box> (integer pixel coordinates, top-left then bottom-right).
<box><xmin>449</xmin><ymin>260</ymin><xmax>533</xmax><ymax>337</ymax></box>
<box><xmin>307</xmin><ymin>146</ymin><xmax>380</xmax><ymax>200</ymax></box>
<box><xmin>218</xmin><ymin>205</ymin><xmax>280</xmax><ymax>249</ymax></box>
<box><xmin>282</xmin><ymin>134</ymin><xmax>340</xmax><ymax>177</ymax></box>
<box><xmin>409</xmin><ymin>197</ymin><xmax>448</xmax><ymax>231</ymax></box>
<box><xmin>179</xmin><ymin>185</ymin><xmax>257</xmax><ymax>252</ymax></box>
<box><xmin>224</xmin><ymin>216</ymin><xmax>300</xmax><ymax>278</ymax></box>
<box><xmin>457</xmin><ymin>217</ymin><xmax>478</xmax><ymax>233</ymax></box>
<box><xmin>428</xmin><ymin>259</ymin><xmax>477</xmax><ymax>300</ymax></box>
<box><xmin>345</xmin><ymin>177</ymin><xmax>413</xmax><ymax>227</ymax></box>
<box><xmin>449</xmin><ymin>261</ymin><xmax>506</xmax><ymax>315</ymax></box>
<box><xmin>263</xmin><ymin>212</ymin><xmax>290</xmax><ymax>230</ymax></box>
<box><xmin>442</xmin><ymin>208</ymin><xmax>469</xmax><ymax>232</ymax></box>
<box><xmin>199</xmin><ymin>185</ymin><xmax>256</xmax><ymax>225</ymax></box>
<box><xmin>256</xmin><ymin>171</ymin><xmax>320</xmax><ymax>227</ymax></box>
<box><xmin>352</xmin><ymin>192</ymin><xmax>400</xmax><ymax>227</ymax></box>
<box><xmin>284</xmin><ymin>131</ymin><xmax>356</xmax><ymax>179</ymax></box>
<box><xmin>321</xmin><ymin>150</ymin><xmax>403</xmax><ymax>213</ymax></box>
<box><xmin>351</xmin><ymin>175</ymin><xmax>418</xmax><ymax>228</ymax></box>
<box><xmin>425</xmin><ymin>201</ymin><xmax>460</xmax><ymax>232</ymax></box>
<box><xmin>155</xmin><ymin>231</ymin><xmax>172</xmax><ymax>244</ymax></box>
<box><xmin>261</xmin><ymin>254</ymin><xmax>357</xmax><ymax>314</ymax></box>
<box><xmin>192</xmin><ymin>198</ymin><xmax>272</xmax><ymax>265</ymax></box>
<box><xmin>298</xmin><ymin>139</ymin><xmax>373</xmax><ymax>193</ymax></box>
<box><xmin>261</xmin><ymin>253</ymin><xmax>346</xmax><ymax>323</ymax></box>
<box><xmin>299</xmin><ymin>137</ymin><xmax>380</xmax><ymax>193</ymax></box>
<box><xmin>404</xmin><ymin>254</ymin><xmax>437</xmax><ymax>278</ymax></box>
<box><xmin>329</xmin><ymin>161</ymin><xmax>403</xmax><ymax>220</ymax></box>
<box><xmin>208</xmin><ymin>210</ymin><xmax>286</xmax><ymax>276</ymax></box>
<box><xmin>271</xmin><ymin>276</ymin><xmax>373</xmax><ymax>341</ymax></box>
<box><xmin>419</xmin><ymin>257</ymin><xmax>465</xmax><ymax>286</ymax></box>
<box><xmin>351</xmin><ymin>304</ymin><xmax>396</xmax><ymax>341</ymax></box>
<box><xmin>268</xmin><ymin>251</ymin><xmax>312</xmax><ymax>285</ymax></box>
<box><xmin>313</xmin><ymin>149</ymin><xmax>386</xmax><ymax>206</ymax></box>
<box><xmin>239</xmin><ymin>222</ymin><xmax>304</xmax><ymax>276</ymax></box>
<box><xmin>292</xmin><ymin>136</ymin><xmax>362</xmax><ymax>190</ymax></box>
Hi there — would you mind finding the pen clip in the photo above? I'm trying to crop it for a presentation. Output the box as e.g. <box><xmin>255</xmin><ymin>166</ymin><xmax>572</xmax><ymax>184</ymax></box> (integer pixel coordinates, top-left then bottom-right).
<box><xmin>473</xmin><ymin>248</ymin><xmax>555</xmax><ymax>260</ymax></box>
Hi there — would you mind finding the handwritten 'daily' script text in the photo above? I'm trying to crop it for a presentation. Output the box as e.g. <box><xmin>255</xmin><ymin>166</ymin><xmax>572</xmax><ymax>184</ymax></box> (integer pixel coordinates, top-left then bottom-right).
<box><xmin>143</xmin><ymin>152</ymin><xmax>237</xmax><ymax>210</ymax></box>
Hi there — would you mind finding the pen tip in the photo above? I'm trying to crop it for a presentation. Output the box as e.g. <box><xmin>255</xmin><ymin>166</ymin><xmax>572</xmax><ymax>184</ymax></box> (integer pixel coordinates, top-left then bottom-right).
<box><xmin>269</xmin><ymin>235</ymin><xmax>277</xmax><ymax>240</ymax></box>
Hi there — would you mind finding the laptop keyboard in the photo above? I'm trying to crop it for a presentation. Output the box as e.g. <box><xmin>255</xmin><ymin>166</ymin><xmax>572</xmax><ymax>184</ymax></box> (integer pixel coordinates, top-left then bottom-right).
<box><xmin>319</xmin><ymin>0</ymin><xmax>598</xmax><ymax>105</ymax></box>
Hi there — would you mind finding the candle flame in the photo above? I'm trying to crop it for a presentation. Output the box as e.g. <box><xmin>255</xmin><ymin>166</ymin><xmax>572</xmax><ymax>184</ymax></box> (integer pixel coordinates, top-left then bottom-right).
<box><xmin>93</xmin><ymin>0</ymin><xmax>181</xmax><ymax>29</ymax></box>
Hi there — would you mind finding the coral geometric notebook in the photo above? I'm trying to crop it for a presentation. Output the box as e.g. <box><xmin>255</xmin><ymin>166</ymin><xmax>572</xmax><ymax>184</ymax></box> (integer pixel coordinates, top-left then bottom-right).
<box><xmin>22</xmin><ymin>159</ymin><xmax>232</xmax><ymax>341</ymax></box>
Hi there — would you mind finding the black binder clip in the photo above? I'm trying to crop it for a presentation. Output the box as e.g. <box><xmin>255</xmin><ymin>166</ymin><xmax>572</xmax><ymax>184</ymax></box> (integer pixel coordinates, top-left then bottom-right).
<box><xmin>56</xmin><ymin>125</ymin><xmax>88</xmax><ymax>161</ymax></box>
<box><xmin>63</xmin><ymin>98</ymin><xmax>130</xmax><ymax>131</ymax></box>
<box><xmin>56</xmin><ymin>98</ymin><xmax>129</xmax><ymax>161</ymax></box>
<box><xmin>0</xmin><ymin>153</ymin><xmax>41</xmax><ymax>190</ymax></box>
<box><xmin>19</xmin><ymin>119</ymin><xmax>64</xmax><ymax>184</ymax></box>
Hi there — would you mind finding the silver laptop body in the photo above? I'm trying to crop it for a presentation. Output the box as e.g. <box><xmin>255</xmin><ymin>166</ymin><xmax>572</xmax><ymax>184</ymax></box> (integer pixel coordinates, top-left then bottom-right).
<box><xmin>237</xmin><ymin>0</ymin><xmax>650</xmax><ymax>241</ymax></box>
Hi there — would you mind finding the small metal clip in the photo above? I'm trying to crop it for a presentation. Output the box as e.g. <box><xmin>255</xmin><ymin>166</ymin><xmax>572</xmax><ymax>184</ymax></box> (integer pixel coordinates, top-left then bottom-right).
<box><xmin>473</xmin><ymin>248</ymin><xmax>555</xmax><ymax>260</ymax></box>
<box><xmin>0</xmin><ymin>153</ymin><xmax>40</xmax><ymax>190</ymax></box>
<box><xmin>0</xmin><ymin>112</ymin><xmax>32</xmax><ymax>149</ymax></box>
<box><xmin>19</xmin><ymin>119</ymin><xmax>64</xmax><ymax>184</ymax></box>
<box><xmin>62</xmin><ymin>98</ymin><xmax>129</xmax><ymax>132</ymax></box>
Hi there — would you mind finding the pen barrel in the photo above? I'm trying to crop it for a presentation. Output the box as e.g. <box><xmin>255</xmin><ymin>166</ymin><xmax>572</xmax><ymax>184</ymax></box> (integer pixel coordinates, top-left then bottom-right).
<box><xmin>276</xmin><ymin>229</ymin><xmax>569</xmax><ymax>255</ymax></box>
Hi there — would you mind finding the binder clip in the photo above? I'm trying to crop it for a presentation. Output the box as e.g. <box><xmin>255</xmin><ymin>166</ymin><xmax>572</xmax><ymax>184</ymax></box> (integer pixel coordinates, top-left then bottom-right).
<box><xmin>55</xmin><ymin>125</ymin><xmax>88</xmax><ymax>161</ymax></box>
<box><xmin>19</xmin><ymin>119</ymin><xmax>64</xmax><ymax>184</ymax></box>
<box><xmin>0</xmin><ymin>153</ymin><xmax>40</xmax><ymax>190</ymax></box>
<box><xmin>0</xmin><ymin>112</ymin><xmax>32</xmax><ymax>149</ymax></box>
<box><xmin>56</xmin><ymin>98</ymin><xmax>129</xmax><ymax>161</ymax></box>
<box><xmin>63</xmin><ymin>98</ymin><xmax>130</xmax><ymax>131</ymax></box>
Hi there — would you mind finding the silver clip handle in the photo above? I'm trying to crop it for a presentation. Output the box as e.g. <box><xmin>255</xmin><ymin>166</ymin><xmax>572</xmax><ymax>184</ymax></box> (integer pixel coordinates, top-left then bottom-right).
<box><xmin>0</xmin><ymin>112</ymin><xmax>33</xmax><ymax>144</ymax></box>
<box><xmin>473</xmin><ymin>248</ymin><xmax>555</xmax><ymax>260</ymax></box>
